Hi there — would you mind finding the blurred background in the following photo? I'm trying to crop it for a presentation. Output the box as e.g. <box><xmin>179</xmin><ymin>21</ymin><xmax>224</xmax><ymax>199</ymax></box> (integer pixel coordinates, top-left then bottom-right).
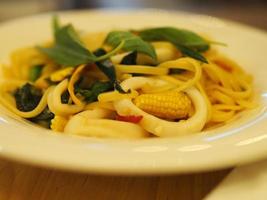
<box><xmin>0</xmin><ymin>0</ymin><xmax>266</xmax><ymax>30</ymax></box>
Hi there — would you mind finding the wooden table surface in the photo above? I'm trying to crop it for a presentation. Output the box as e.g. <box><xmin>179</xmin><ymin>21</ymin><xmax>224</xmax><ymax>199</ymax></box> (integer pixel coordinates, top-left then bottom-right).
<box><xmin>0</xmin><ymin>157</ymin><xmax>231</xmax><ymax>200</ymax></box>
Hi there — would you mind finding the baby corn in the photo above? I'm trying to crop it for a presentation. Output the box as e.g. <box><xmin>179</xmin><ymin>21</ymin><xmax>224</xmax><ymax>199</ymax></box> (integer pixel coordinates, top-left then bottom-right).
<box><xmin>50</xmin><ymin>116</ymin><xmax>68</xmax><ymax>132</ymax></box>
<box><xmin>50</xmin><ymin>67</ymin><xmax>74</xmax><ymax>82</ymax></box>
<box><xmin>134</xmin><ymin>91</ymin><xmax>192</xmax><ymax>120</ymax></box>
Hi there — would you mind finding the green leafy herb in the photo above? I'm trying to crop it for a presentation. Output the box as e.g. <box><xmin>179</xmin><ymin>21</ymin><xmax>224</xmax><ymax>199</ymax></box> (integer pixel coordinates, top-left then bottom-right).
<box><xmin>139</xmin><ymin>27</ymin><xmax>210</xmax><ymax>63</ymax></box>
<box><xmin>76</xmin><ymin>81</ymin><xmax>113</xmax><ymax>103</ymax></box>
<box><xmin>120</xmin><ymin>51</ymin><xmax>137</xmax><ymax>65</ymax></box>
<box><xmin>94</xmin><ymin>49</ymin><xmax>116</xmax><ymax>83</ymax></box>
<box><xmin>29</xmin><ymin>64</ymin><xmax>43</xmax><ymax>82</ymax></box>
<box><xmin>94</xmin><ymin>48</ymin><xmax>126</xmax><ymax>93</ymax></box>
<box><xmin>176</xmin><ymin>44</ymin><xmax>208</xmax><ymax>63</ymax></box>
<box><xmin>38</xmin><ymin>16</ymin><xmax>124</xmax><ymax>66</ymax></box>
<box><xmin>38</xmin><ymin>24</ymin><xmax>97</xmax><ymax>66</ymax></box>
<box><xmin>30</xmin><ymin>107</ymin><xmax>55</xmax><ymax>128</ymax></box>
<box><xmin>31</xmin><ymin>107</ymin><xmax>54</xmax><ymax>120</ymax></box>
<box><xmin>14</xmin><ymin>83</ymin><xmax>42</xmax><ymax>112</ymax></box>
<box><xmin>104</xmin><ymin>31</ymin><xmax>157</xmax><ymax>61</ymax></box>
<box><xmin>52</xmin><ymin>15</ymin><xmax>60</xmax><ymax>36</ymax></box>
<box><xmin>208</xmin><ymin>40</ymin><xmax>227</xmax><ymax>47</ymax></box>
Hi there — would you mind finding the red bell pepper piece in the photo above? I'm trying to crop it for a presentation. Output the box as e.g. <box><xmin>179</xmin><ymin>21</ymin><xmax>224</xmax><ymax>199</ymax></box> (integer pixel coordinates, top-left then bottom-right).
<box><xmin>116</xmin><ymin>114</ymin><xmax>143</xmax><ymax>124</ymax></box>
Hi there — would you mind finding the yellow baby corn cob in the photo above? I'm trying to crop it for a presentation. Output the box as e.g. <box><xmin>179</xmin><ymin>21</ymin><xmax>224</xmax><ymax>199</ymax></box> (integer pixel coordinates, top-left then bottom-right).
<box><xmin>50</xmin><ymin>116</ymin><xmax>68</xmax><ymax>132</ymax></box>
<box><xmin>50</xmin><ymin>67</ymin><xmax>74</xmax><ymax>82</ymax></box>
<box><xmin>134</xmin><ymin>91</ymin><xmax>192</xmax><ymax>120</ymax></box>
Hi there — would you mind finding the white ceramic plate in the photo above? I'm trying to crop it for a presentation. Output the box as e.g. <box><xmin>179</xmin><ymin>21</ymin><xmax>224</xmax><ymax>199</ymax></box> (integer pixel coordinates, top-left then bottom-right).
<box><xmin>205</xmin><ymin>159</ymin><xmax>267</xmax><ymax>200</ymax></box>
<box><xmin>0</xmin><ymin>9</ymin><xmax>267</xmax><ymax>175</ymax></box>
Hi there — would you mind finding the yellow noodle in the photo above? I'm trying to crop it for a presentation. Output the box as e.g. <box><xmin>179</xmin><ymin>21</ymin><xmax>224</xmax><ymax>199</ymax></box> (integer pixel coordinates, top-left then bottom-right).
<box><xmin>209</xmin><ymin>90</ymin><xmax>235</xmax><ymax>105</ymax></box>
<box><xmin>212</xmin><ymin>104</ymin><xmax>243</xmax><ymax>111</ymax></box>
<box><xmin>158</xmin><ymin>58</ymin><xmax>202</xmax><ymax>92</ymax></box>
<box><xmin>115</xmin><ymin>64</ymin><xmax>169</xmax><ymax>75</ymax></box>
<box><xmin>119</xmin><ymin>73</ymin><xmax>133</xmax><ymax>81</ymax></box>
<box><xmin>98</xmin><ymin>90</ymin><xmax>139</xmax><ymax>103</ymax></box>
<box><xmin>196</xmin><ymin>82</ymin><xmax>212</xmax><ymax>122</ymax></box>
<box><xmin>208</xmin><ymin>83</ymin><xmax>252</xmax><ymax>99</ymax></box>
<box><xmin>85</xmin><ymin>101</ymin><xmax>115</xmax><ymax>111</ymax></box>
<box><xmin>210</xmin><ymin>109</ymin><xmax>235</xmax><ymax>122</ymax></box>
<box><xmin>236</xmin><ymin>99</ymin><xmax>257</xmax><ymax>109</ymax></box>
<box><xmin>158</xmin><ymin>75</ymin><xmax>184</xmax><ymax>86</ymax></box>
<box><xmin>48</xmin><ymin>79</ymin><xmax>84</xmax><ymax>116</ymax></box>
<box><xmin>0</xmin><ymin>79</ymin><xmax>26</xmax><ymax>92</ymax></box>
<box><xmin>141</xmin><ymin>83</ymin><xmax>175</xmax><ymax>94</ymax></box>
<box><xmin>68</xmin><ymin>65</ymin><xmax>86</xmax><ymax>106</ymax></box>
<box><xmin>203</xmin><ymin>62</ymin><xmax>231</xmax><ymax>89</ymax></box>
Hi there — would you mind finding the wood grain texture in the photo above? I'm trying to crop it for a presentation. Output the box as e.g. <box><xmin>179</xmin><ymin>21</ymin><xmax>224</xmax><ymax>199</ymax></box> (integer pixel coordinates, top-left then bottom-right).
<box><xmin>0</xmin><ymin>158</ymin><xmax>231</xmax><ymax>200</ymax></box>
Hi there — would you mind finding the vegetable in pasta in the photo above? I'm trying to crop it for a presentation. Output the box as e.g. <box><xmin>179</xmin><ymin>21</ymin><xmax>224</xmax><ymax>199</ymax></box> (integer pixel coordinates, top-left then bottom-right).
<box><xmin>0</xmin><ymin>16</ymin><xmax>256</xmax><ymax>138</ymax></box>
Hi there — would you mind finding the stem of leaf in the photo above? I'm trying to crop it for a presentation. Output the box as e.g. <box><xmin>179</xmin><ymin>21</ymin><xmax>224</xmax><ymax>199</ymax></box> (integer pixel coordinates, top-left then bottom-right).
<box><xmin>208</xmin><ymin>40</ymin><xmax>228</xmax><ymax>47</ymax></box>
<box><xmin>96</xmin><ymin>40</ymin><xmax>125</xmax><ymax>61</ymax></box>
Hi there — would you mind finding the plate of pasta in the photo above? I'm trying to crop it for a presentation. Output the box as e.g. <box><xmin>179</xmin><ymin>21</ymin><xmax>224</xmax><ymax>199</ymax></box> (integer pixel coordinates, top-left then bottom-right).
<box><xmin>0</xmin><ymin>9</ymin><xmax>266</xmax><ymax>174</ymax></box>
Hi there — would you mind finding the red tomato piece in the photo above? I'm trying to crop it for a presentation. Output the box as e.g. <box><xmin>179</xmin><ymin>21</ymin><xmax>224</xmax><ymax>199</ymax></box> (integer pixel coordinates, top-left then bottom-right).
<box><xmin>116</xmin><ymin>115</ymin><xmax>143</xmax><ymax>124</ymax></box>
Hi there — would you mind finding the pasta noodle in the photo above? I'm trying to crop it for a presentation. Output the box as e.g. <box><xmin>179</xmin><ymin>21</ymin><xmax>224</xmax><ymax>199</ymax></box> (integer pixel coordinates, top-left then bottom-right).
<box><xmin>64</xmin><ymin>108</ymin><xmax>149</xmax><ymax>138</ymax></box>
<box><xmin>0</xmin><ymin>20</ymin><xmax>256</xmax><ymax>138</ymax></box>
<box><xmin>47</xmin><ymin>79</ymin><xmax>84</xmax><ymax>116</ymax></box>
<box><xmin>68</xmin><ymin>65</ymin><xmax>86</xmax><ymax>106</ymax></box>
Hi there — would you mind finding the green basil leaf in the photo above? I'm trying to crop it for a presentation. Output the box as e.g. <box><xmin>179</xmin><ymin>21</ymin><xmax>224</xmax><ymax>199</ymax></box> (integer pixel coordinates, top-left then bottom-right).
<box><xmin>139</xmin><ymin>27</ymin><xmax>209</xmax><ymax>62</ymax></box>
<box><xmin>94</xmin><ymin>48</ymin><xmax>116</xmax><ymax>83</ymax></box>
<box><xmin>38</xmin><ymin>18</ymin><xmax>124</xmax><ymax>66</ymax></box>
<box><xmin>176</xmin><ymin>44</ymin><xmax>208</xmax><ymax>63</ymax></box>
<box><xmin>52</xmin><ymin>15</ymin><xmax>60</xmax><ymax>37</ymax></box>
<box><xmin>96</xmin><ymin>59</ymin><xmax>117</xmax><ymax>83</ymax></box>
<box><xmin>93</xmin><ymin>48</ymin><xmax>127</xmax><ymax>93</ymax></box>
<box><xmin>139</xmin><ymin>27</ymin><xmax>209</xmax><ymax>51</ymax></box>
<box><xmin>120</xmin><ymin>51</ymin><xmax>137</xmax><ymax>65</ymax></box>
<box><xmin>38</xmin><ymin>24</ymin><xmax>97</xmax><ymax>66</ymax></box>
<box><xmin>104</xmin><ymin>31</ymin><xmax>157</xmax><ymax>61</ymax></box>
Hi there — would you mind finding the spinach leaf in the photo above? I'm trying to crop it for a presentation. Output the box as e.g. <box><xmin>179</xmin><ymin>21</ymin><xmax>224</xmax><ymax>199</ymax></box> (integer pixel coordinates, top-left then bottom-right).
<box><xmin>139</xmin><ymin>27</ymin><xmax>209</xmax><ymax>63</ymax></box>
<box><xmin>120</xmin><ymin>51</ymin><xmax>137</xmax><ymax>65</ymax></box>
<box><xmin>30</xmin><ymin>106</ymin><xmax>55</xmax><ymax>129</ymax></box>
<box><xmin>29</xmin><ymin>64</ymin><xmax>43</xmax><ymax>82</ymax></box>
<box><xmin>14</xmin><ymin>83</ymin><xmax>42</xmax><ymax>112</ymax></box>
<box><xmin>105</xmin><ymin>31</ymin><xmax>157</xmax><ymax>61</ymax></box>
<box><xmin>38</xmin><ymin>17</ymin><xmax>124</xmax><ymax>66</ymax></box>
<box><xmin>31</xmin><ymin>107</ymin><xmax>54</xmax><ymax>120</ymax></box>
<box><xmin>14</xmin><ymin>83</ymin><xmax>54</xmax><ymax>128</ymax></box>
<box><xmin>76</xmin><ymin>81</ymin><xmax>113</xmax><ymax>103</ymax></box>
